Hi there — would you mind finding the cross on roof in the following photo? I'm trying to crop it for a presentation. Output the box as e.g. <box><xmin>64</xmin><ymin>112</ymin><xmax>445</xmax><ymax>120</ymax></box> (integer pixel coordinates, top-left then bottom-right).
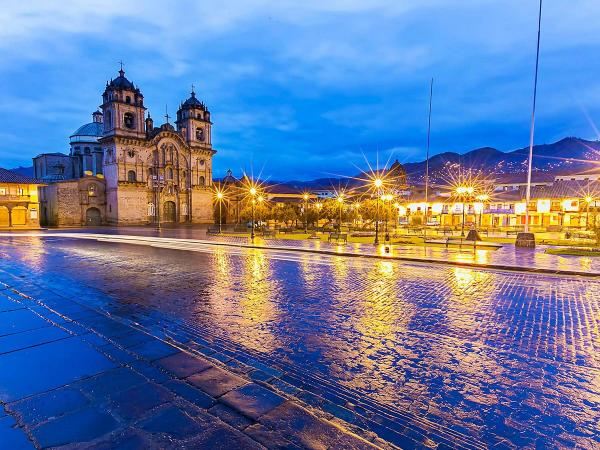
<box><xmin>191</xmin><ymin>83</ymin><xmax>195</xmax><ymax>94</ymax></box>
<box><xmin>118</xmin><ymin>60</ymin><xmax>124</xmax><ymax>72</ymax></box>
<box><xmin>164</xmin><ymin>105</ymin><xmax>170</xmax><ymax>124</ymax></box>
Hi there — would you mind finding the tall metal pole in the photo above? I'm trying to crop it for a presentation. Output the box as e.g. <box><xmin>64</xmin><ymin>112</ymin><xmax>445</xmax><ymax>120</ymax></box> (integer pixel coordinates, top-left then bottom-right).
<box><xmin>219</xmin><ymin>200</ymin><xmax>222</xmax><ymax>234</ymax></box>
<box><xmin>524</xmin><ymin>0</ymin><xmax>543</xmax><ymax>233</ymax></box>
<box><xmin>374</xmin><ymin>197</ymin><xmax>380</xmax><ymax>244</ymax></box>
<box><xmin>424</xmin><ymin>78</ymin><xmax>433</xmax><ymax>239</ymax></box>
<box><xmin>251</xmin><ymin>200</ymin><xmax>255</xmax><ymax>239</ymax></box>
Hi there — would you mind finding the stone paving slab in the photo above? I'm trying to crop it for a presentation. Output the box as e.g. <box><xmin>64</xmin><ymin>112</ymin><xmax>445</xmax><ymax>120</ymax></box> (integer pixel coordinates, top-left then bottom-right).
<box><xmin>0</xmin><ymin>274</ymin><xmax>389</xmax><ymax>449</ymax></box>
<box><xmin>0</xmin><ymin>336</ymin><xmax>116</xmax><ymax>402</ymax></box>
<box><xmin>0</xmin><ymin>326</ymin><xmax>69</xmax><ymax>354</ymax></box>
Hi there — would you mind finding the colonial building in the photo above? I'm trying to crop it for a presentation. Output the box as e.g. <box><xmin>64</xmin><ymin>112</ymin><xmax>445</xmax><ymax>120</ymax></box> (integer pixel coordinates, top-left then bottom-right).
<box><xmin>34</xmin><ymin>68</ymin><xmax>216</xmax><ymax>226</ymax></box>
<box><xmin>0</xmin><ymin>168</ymin><xmax>43</xmax><ymax>229</ymax></box>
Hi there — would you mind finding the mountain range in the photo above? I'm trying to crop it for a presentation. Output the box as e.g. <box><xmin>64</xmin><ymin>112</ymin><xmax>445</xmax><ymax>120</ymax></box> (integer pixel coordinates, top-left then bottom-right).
<box><xmin>280</xmin><ymin>137</ymin><xmax>600</xmax><ymax>189</ymax></box>
<box><xmin>8</xmin><ymin>137</ymin><xmax>600</xmax><ymax>188</ymax></box>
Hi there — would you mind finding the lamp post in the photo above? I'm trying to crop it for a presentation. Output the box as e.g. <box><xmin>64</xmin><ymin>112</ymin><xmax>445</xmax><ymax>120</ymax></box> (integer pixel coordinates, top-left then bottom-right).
<box><xmin>216</xmin><ymin>190</ymin><xmax>224</xmax><ymax>233</ymax></box>
<box><xmin>476</xmin><ymin>194</ymin><xmax>489</xmax><ymax>229</ymax></box>
<box><xmin>585</xmin><ymin>196</ymin><xmax>593</xmax><ymax>230</ymax></box>
<box><xmin>257</xmin><ymin>195</ymin><xmax>264</xmax><ymax>230</ymax></box>
<box><xmin>315</xmin><ymin>202</ymin><xmax>322</xmax><ymax>233</ymax></box>
<box><xmin>249</xmin><ymin>186</ymin><xmax>257</xmax><ymax>239</ymax></box>
<box><xmin>303</xmin><ymin>193</ymin><xmax>309</xmax><ymax>233</ymax></box>
<box><xmin>336</xmin><ymin>194</ymin><xmax>344</xmax><ymax>230</ymax></box>
<box><xmin>456</xmin><ymin>186</ymin><xmax>474</xmax><ymax>237</ymax></box>
<box><xmin>382</xmin><ymin>194</ymin><xmax>393</xmax><ymax>242</ymax></box>
<box><xmin>374</xmin><ymin>178</ymin><xmax>383</xmax><ymax>244</ymax></box>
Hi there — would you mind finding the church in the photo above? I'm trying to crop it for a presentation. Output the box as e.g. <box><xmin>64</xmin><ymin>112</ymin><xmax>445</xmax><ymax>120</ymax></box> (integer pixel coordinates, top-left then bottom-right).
<box><xmin>34</xmin><ymin>67</ymin><xmax>216</xmax><ymax>226</ymax></box>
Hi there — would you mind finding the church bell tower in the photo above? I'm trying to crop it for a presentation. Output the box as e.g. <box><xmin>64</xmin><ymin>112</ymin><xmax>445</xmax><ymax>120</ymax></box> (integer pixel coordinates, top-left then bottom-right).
<box><xmin>100</xmin><ymin>66</ymin><xmax>146</xmax><ymax>139</ymax></box>
<box><xmin>175</xmin><ymin>87</ymin><xmax>212</xmax><ymax>148</ymax></box>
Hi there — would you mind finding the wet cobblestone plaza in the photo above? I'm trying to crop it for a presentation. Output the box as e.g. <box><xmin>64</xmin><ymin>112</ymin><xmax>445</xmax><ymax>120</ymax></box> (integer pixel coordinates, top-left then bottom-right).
<box><xmin>0</xmin><ymin>234</ymin><xmax>599</xmax><ymax>449</ymax></box>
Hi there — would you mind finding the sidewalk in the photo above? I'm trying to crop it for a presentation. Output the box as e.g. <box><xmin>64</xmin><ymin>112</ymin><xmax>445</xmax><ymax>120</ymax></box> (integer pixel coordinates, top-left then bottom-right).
<box><xmin>6</xmin><ymin>229</ymin><xmax>597</xmax><ymax>277</ymax></box>
<box><xmin>0</xmin><ymin>275</ymin><xmax>387</xmax><ymax>448</ymax></box>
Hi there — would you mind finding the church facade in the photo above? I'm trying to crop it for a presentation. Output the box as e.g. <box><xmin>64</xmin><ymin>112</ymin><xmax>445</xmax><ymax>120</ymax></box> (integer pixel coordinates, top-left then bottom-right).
<box><xmin>34</xmin><ymin>68</ymin><xmax>216</xmax><ymax>226</ymax></box>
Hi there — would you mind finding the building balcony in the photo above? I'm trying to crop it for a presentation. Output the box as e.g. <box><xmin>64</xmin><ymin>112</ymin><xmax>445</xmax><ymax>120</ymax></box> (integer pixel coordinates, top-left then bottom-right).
<box><xmin>0</xmin><ymin>195</ymin><xmax>31</xmax><ymax>202</ymax></box>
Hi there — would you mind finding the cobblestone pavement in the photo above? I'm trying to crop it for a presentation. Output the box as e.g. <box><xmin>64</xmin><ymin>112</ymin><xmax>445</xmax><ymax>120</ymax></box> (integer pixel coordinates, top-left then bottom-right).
<box><xmin>4</xmin><ymin>226</ymin><xmax>600</xmax><ymax>274</ymax></box>
<box><xmin>0</xmin><ymin>235</ymin><xmax>599</xmax><ymax>449</ymax></box>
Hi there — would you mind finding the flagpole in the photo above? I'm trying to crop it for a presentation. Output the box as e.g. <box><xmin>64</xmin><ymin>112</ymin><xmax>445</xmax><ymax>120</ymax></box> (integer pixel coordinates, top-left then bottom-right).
<box><xmin>524</xmin><ymin>0</ymin><xmax>543</xmax><ymax>233</ymax></box>
<box><xmin>424</xmin><ymin>78</ymin><xmax>433</xmax><ymax>239</ymax></box>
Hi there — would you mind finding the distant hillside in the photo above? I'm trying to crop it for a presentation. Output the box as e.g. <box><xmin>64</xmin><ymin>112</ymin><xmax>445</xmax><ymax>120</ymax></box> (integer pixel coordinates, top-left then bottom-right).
<box><xmin>8</xmin><ymin>166</ymin><xmax>34</xmax><ymax>177</ymax></box>
<box><xmin>282</xmin><ymin>137</ymin><xmax>600</xmax><ymax>189</ymax></box>
<box><xmin>12</xmin><ymin>137</ymin><xmax>600</xmax><ymax>188</ymax></box>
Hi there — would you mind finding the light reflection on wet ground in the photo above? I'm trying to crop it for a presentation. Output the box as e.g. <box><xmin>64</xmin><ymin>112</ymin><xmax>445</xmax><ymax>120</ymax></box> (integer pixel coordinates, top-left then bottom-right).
<box><xmin>1</xmin><ymin>235</ymin><xmax>599</xmax><ymax>448</ymax></box>
<box><xmin>9</xmin><ymin>226</ymin><xmax>600</xmax><ymax>274</ymax></box>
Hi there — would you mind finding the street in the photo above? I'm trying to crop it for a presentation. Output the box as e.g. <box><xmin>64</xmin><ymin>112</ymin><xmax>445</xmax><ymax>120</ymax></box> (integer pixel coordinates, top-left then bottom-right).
<box><xmin>0</xmin><ymin>234</ymin><xmax>599</xmax><ymax>448</ymax></box>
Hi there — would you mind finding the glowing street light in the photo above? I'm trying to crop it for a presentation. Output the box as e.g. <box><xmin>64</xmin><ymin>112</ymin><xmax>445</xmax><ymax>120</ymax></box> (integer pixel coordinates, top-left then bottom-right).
<box><xmin>214</xmin><ymin>188</ymin><xmax>225</xmax><ymax>234</ymax></box>
<box><xmin>249</xmin><ymin>185</ymin><xmax>258</xmax><ymax>239</ymax></box>
<box><xmin>475</xmin><ymin>193</ymin><xmax>490</xmax><ymax>229</ymax></box>
<box><xmin>336</xmin><ymin>194</ymin><xmax>344</xmax><ymax>229</ymax></box>
<box><xmin>585</xmin><ymin>195</ymin><xmax>594</xmax><ymax>230</ymax></box>
<box><xmin>455</xmin><ymin>185</ymin><xmax>474</xmax><ymax>237</ymax></box>
<box><xmin>373</xmin><ymin>178</ymin><xmax>384</xmax><ymax>245</ymax></box>
<box><xmin>303</xmin><ymin>193</ymin><xmax>310</xmax><ymax>233</ymax></box>
<box><xmin>381</xmin><ymin>193</ymin><xmax>393</xmax><ymax>242</ymax></box>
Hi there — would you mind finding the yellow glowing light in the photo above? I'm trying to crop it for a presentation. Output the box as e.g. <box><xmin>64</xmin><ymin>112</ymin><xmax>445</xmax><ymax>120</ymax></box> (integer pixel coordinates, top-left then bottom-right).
<box><xmin>258</xmin><ymin>195</ymin><xmax>264</xmax><ymax>203</ymax></box>
<box><xmin>337</xmin><ymin>196</ymin><xmax>344</xmax><ymax>203</ymax></box>
<box><xmin>585</xmin><ymin>196</ymin><xmax>593</xmax><ymax>203</ymax></box>
<box><xmin>381</xmin><ymin>194</ymin><xmax>393</xmax><ymax>202</ymax></box>
<box><xmin>476</xmin><ymin>194</ymin><xmax>490</xmax><ymax>202</ymax></box>
<box><xmin>562</xmin><ymin>199</ymin><xmax>578</xmax><ymax>212</ymax></box>
<box><xmin>303</xmin><ymin>193</ymin><xmax>309</xmax><ymax>200</ymax></box>
<box><xmin>393</xmin><ymin>202</ymin><xmax>400</xmax><ymax>209</ymax></box>
<box><xmin>249</xmin><ymin>187</ymin><xmax>257</xmax><ymax>196</ymax></box>
<box><xmin>374</xmin><ymin>178</ymin><xmax>383</xmax><ymax>188</ymax></box>
<box><xmin>315</xmin><ymin>202</ymin><xmax>323</xmax><ymax>209</ymax></box>
<box><xmin>216</xmin><ymin>191</ymin><xmax>224</xmax><ymax>200</ymax></box>
<box><xmin>431</xmin><ymin>203</ymin><xmax>443</xmax><ymax>214</ymax></box>
<box><xmin>537</xmin><ymin>199</ymin><xmax>551</xmax><ymax>213</ymax></box>
<box><xmin>515</xmin><ymin>202</ymin><xmax>527</xmax><ymax>215</ymax></box>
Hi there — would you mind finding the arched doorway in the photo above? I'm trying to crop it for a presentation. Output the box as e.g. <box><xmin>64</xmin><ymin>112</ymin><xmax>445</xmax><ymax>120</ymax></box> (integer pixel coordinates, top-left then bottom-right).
<box><xmin>163</xmin><ymin>201</ymin><xmax>176</xmax><ymax>223</ymax></box>
<box><xmin>86</xmin><ymin>207</ymin><xmax>102</xmax><ymax>226</ymax></box>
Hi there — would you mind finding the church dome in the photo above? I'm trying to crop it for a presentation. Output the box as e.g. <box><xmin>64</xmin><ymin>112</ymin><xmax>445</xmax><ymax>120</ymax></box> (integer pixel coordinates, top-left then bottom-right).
<box><xmin>107</xmin><ymin>69</ymin><xmax>135</xmax><ymax>90</ymax></box>
<box><xmin>180</xmin><ymin>91</ymin><xmax>207</xmax><ymax>110</ymax></box>
<box><xmin>70</xmin><ymin>120</ymin><xmax>103</xmax><ymax>144</ymax></box>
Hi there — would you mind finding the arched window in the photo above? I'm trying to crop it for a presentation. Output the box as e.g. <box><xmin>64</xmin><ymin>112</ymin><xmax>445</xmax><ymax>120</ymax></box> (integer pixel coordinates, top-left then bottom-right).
<box><xmin>127</xmin><ymin>170</ymin><xmax>136</xmax><ymax>182</ymax></box>
<box><xmin>124</xmin><ymin>112</ymin><xmax>135</xmax><ymax>129</ymax></box>
<box><xmin>199</xmin><ymin>176</ymin><xmax>205</xmax><ymax>186</ymax></box>
<box><xmin>125</xmin><ymin>96</ymin><xmax>131</xmax><ymax>104</ymax></box>
<box><xmin>168</xmin><ymin>168</ymin><xmax>174</xmax><ymax>179</ymax></box>
<box><xmin>196</xmin><ymin>128</ymin><xmax>204</xmax><ymax>141</ymax></box>
<box><xmin>148</xmin><ymin>203</ymin><xmax>155</xmax><ymax>216</ymax></box>
<box><xmin>88</xmin><ymin>185</ymin><xmax>97</xmax><ymax>197</ymax></box>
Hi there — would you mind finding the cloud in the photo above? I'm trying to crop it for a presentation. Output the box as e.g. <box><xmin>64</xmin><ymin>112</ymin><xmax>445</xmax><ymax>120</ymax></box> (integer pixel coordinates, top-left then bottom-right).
<box><xmin>1</xmin><ymin>0</ymin><xmax>600</xmax><ymax>179</ymax></box>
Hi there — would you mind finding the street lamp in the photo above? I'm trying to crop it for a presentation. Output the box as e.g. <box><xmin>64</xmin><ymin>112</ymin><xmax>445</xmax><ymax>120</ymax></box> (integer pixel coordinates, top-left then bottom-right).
<box><xmin>249</xmin><ymin>186</ymin><xmax>257</xmax><ymax>239</ymax></box>
<box><xmin>336</xmin><ymin>194</ymin><xmax>344</xmax><ymax>230</ymax></box>
<box><xmin>216</xmin><ymin>190</ymin><xmax>224</xmax><ymax>233</ymax></box>
<box><xmin>373</xmin><ymin>178</ymin><xmax>383</xmax><ymax>244</ymax></box>
<box><xmin>475</xmin><ymin>193</ymin><xmax>489</xmax><ymax>229</ymax></box>
<box><xmin>315</xmin><ymin>202</ymin><xmax>323</xmax><ymax>233</ymax></box>
<box><xmin>456</xmin><ymin>186</ymin><xmax>474</xmax><ymax>237</ymax></box>
<box><xmin>381</xmin><ymin>194</ymin><xmax>393</xmax><ymax>242</ymax></box>
<box><xmin>585</xmin><ymin>196</ymin><xmax>593</xmax><ymax>230</ymax></box>
<box><xmin>303</xmin><ymin>193</ymin><xmax>310</xmax><ymax>233</ymax></box>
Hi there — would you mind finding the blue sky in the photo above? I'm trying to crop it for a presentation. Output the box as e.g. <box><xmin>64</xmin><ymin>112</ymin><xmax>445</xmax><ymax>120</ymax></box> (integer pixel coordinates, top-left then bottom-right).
<box><xmin>1</xmin><ymin>1</ymin><xmax>599</xmax><ymax>180</ymax></box>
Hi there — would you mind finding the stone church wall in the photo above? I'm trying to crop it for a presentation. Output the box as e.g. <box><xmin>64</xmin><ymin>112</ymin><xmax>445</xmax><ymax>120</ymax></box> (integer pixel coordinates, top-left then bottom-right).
<box><xmin>191</xmin><ymin>189</ymin><xmax>213</xmax><ymax>223</ymax></box>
